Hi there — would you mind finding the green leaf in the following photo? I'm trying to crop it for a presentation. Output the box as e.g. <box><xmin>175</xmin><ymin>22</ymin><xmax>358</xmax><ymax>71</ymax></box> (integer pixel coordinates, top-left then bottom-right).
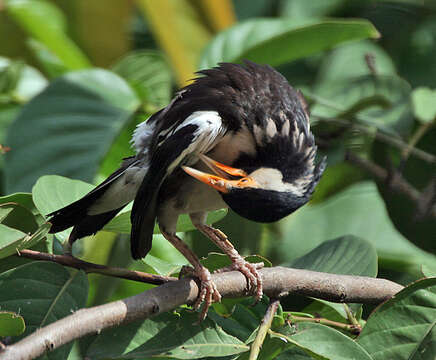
<box><xmin>208</xmin><ymin>298</ymin><xmax>269</xmax><ymax>343</ymax></box>
<box><xmin>315</xmin><ymin>40</ymin><xmax>397</xmax><ymax>84</ymax></box>
<box><xmin>112</xmin><ymin>50</ymin><xmax>172</xmax><ymax>109</ymax></box>
<box><xmin>27</xmin><ymin>38</ymin><xmax>69</xmax><ymax>78</ymax></box>
<box><xmin>289</xmin><ymin>235</ymin><xmax>378</xmax><ymax>277</ymax></box>
<box><xmin>0</xmin><ymin>202</ymin><xmax>38</xmax><ymax>233</ymax></box>
<box><xmin>0</xmin><ymin>223</ymin><xmax>50</xmax><ymax>259</ymax></box>
<box><xmin>357</xmin><ymin>278</ymin><xmax>436</xmax><ymax>360</ymax></box>
<box><xmin>5</xmin><ymin>0</ymin><xmax>91</xmax><ymax>70</ymax></box>
<box><xmin>0</xmin><ymin>261</ymin><xmax>88</xmax><ymax>358</ymax></box>
<box><xmin>4</xmin><ymin>69</ymin><xmax>140</xmax><ymax>193</ymax></box>
<box><xmin>85</xmin><ymin>310</ymin><xmax>249</xmax><ymax>359</ymax></box>
<box><xmin>200</xmin><ymin>18</ymin><xmax>380</xmax><ymax>69</ymax></box>
<box><xmin>0</xmin><ymin>56</ymin><xmax>47</xmax><ymax>102</ymax></box>
<box><xmin>0</xmin><ymin>224</ymin><xmax>26</xmax><ymax>259</ymax></box>
<box><xmin>411</xmin><ymin>87</ymin><xmax>436</xmax><ymax>124</ymax></box>
<box><xmin>143</xmin><ymin>253</ymin><xmax>184</xmax><ymax>277</ymax></box>
<box><xmin>0</xmin><ymin>192</ymin><xmax>38</xmax><ymax>215</ymax></box>
<box><xmin>277</xmin><ymin>182</ymin><xmax>436</xmax><ymax>270</ymax></box>
<box><xmin>311</xmin><ymin>74</ymin><xmax>413</xmax><ymax>136</ymax></box>
<box><xmin>0</xmin><ymin>311</ymin><xmax>25</xmax><ymax>337</ymax></box>
<box><xmin>271</xmin><ymin>322</ymin><xmax>372</xmax><ymax>360</ymax></box>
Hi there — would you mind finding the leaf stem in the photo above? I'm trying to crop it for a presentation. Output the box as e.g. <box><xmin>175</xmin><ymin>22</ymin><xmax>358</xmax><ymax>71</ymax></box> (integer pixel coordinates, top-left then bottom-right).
<box><xmin>287</xmin><ymin>314</ymin><xmax>362</xmax><ymax>335</ymax></box>
<box><xmin>249</xmin><ymin>298</ymin><xmax>280</xmax><ymax>360</ymax></box>
<box><xmin>343</xmin><ymin>304</ymin><xmax>360</xmax><ymax>327</ymax></box>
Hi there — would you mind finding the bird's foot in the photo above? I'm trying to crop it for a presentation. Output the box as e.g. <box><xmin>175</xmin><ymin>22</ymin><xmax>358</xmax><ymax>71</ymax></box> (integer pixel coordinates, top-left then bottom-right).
<box><xmin>195</xmin><ymin>224</ymin><xmax>264</xmax><ymax>303</ymax></box>
<box><xmin>215</xmin><ymin>259</ymin><xmax>264</xmax><ymax>303</ymax></box>
<box><xmin>180</xmin><ymin>265</ymin><xmax>222</xmax><ymax>321</ymax></box>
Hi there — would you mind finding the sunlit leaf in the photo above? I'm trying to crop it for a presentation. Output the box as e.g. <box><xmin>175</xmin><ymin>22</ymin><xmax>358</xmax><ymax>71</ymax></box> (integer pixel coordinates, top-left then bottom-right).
<box><xmin>5</xmin><ymin>0</ymin><xmax>91</xmax><ymax>70</ymax></box>
<box><xmin>200</xmin><ymin>18</ymin><xmax>380</xmax><ymax>69</ymax></box>
<box><xmin>411</xmin><ymin>87</ymin><xmax>436</xmax><ymax>124</ymax></box>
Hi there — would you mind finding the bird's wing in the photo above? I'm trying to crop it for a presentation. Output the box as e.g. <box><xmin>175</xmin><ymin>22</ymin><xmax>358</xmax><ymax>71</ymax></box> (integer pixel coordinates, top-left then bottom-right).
<box><xmin>130</xmin><ymin>110</ymin><xmax>227</xmax><ymax>259</ymax></box>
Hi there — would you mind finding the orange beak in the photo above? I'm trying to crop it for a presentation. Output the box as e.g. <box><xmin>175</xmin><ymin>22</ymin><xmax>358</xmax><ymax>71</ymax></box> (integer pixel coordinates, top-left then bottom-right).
<box><xmin>182</xmin><ymin>155</ymin><xmax>255</xmax><ymax>193</ymax></box>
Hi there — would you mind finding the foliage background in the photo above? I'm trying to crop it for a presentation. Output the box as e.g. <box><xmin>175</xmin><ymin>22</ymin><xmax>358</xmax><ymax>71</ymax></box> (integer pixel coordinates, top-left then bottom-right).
<box><xmin>0</xmin><ymin>0</ymin><xmax>435</xmax><ymax>359</ymax></box>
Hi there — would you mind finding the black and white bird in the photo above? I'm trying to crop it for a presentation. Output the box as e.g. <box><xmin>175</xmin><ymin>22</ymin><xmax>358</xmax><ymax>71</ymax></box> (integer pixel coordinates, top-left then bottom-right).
<box><xmin>48</xmin><ymin>61</ymin><xmax>326</xmax><ymax>319</ymax></box>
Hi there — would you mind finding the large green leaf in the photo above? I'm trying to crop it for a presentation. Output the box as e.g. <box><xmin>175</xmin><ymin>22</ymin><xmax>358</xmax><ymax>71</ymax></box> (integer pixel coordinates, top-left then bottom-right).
<box><xmin>199</xmin><ymin>18</ymin><xmax>380</xmax><ymax>69</ymax></box>
<box><xmin>4</xmin><ymin>69</ymin><xmax>140</xmax><ymax>193</ymax></box>
<box><xmin>0</xmin><ymin>261</ymin><xmax>88</xmax><ymax>359</ymax></box>
<box><xmin>289</xmin><ymin>235</ymin><xmax>377</xmax><ymax>277</ymax></box>
<box><xmin>357</xmin><ymin>278</ymin><xmax>436</xmax><ymax>360</ymax></box>
<box><xmin>314</xmin><ymin>40</ymin><xmax>396</xmax><ymax>85</ymax></box>
<box><xmin>0</xmin><ymin>56</ymin><xmax>47</xmax><ymax>102</ymax></box>
<box><xmin>32</xmin><ymin>175</ymin><xmax>228</xmax><ymax>242</ymax></box>
<box><xmin>277</xmin><ymin>181</ymin><xmax>436</xmax><ymax>270</ymax></box>
<box><xmin>271</xmin><ymin>322</ymin><xmax>372</xmax><ymax>360</ymax></box>
<box><xmin>5</xmin><ymin>0</ymin><xmax>91</xmax><ymax>70</ymax></box>
<box><xmin>112</xmin><ymin>50</ymin><xmax>172</xmax><ymax>109</ymax></box>
<box><xmin>85</xmin><ymin>310</ymin><xmax>249</xmax><ymax>359</ymax></box>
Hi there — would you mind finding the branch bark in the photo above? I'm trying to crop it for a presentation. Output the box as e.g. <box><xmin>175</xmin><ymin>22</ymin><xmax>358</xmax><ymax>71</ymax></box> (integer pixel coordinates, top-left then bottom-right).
<box><xmin>345</xmin><ymin>151</ymin><xmax>436</xmax><ymax>218</ymax></box>
<box><xmin>17</xmin><ymin>249</ymin><xmax>177</xmax><ymax>285</ymax></box>
<box><xmin>0</xmin><ymin>267</ymin><xmax>403</xmax><ymax>360</ymax></box>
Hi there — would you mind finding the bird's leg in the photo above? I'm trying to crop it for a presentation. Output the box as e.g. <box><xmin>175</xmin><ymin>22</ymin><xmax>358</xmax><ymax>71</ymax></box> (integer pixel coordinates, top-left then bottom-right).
<box><xmin>193</xmin><ymin>220</ymin><xmax>264</xmax><ymax>303</ymax></box>
<box><xmin>62</xmin><ymin>233</ymin><xmax>76</xmax><ymax>256</ymax></box>
<box><xmin>160</xmin><ymin>229</ymin><xmax>221</xmax><ymax>320</ymax></box>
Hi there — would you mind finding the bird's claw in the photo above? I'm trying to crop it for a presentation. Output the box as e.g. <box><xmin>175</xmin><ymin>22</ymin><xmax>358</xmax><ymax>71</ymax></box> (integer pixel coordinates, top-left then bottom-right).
<box><xmin>180</xmin><ymin>265</ymin><xmax>222</xmax><ymax>321</ymax></box>
<box><xmin>215</xmin><ymin>260</ymin><xmax>264</xmax><ymax>303</ymax></box>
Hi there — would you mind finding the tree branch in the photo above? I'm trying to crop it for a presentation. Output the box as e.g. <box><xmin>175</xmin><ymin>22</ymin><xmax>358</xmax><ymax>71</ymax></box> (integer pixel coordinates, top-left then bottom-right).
<box><xmin>17</xmin><ymin>249</ymin><xmax>177</xmax><ymax>285</ymax></box>
<box><xmin>345</xmin><ymin>151</ymin><xmax>436</xmax><ymax>218</ymax></box>
<box><xmin>1</xmin><ymin>267</ymin><xmax>403</xmax><ymax>360</ymax></box>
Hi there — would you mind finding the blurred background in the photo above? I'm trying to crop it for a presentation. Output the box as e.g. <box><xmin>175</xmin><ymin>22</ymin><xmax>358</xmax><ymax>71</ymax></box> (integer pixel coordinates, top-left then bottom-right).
<box><xmin>0</xmin><ymin>0</ymin><xmax>435</xmax><ymax>307</ymax></box>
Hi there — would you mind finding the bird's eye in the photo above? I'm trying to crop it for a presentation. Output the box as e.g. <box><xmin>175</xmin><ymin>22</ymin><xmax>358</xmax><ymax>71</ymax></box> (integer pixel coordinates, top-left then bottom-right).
<box><xmin>239</xmin><ymin>178</ymin><xmax>249</xmax><ymax>183</ymax></box>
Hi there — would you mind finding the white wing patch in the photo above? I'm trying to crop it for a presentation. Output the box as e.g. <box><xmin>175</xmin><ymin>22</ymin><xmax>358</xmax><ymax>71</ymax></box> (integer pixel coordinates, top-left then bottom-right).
<box><xmin>167</xmin><ymin>111</ymin><xmax>226</xmax><ymax>173</ymax></box>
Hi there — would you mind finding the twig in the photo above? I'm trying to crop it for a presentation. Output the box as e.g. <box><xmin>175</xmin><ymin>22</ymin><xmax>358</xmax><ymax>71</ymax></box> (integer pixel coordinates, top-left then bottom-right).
<box><xmin>0</xmin><ymin>267</ymin><xmax>403</xmax><ymax>360</ymax></box>
<box><xmin>287</xmin><ymin>315</ymin><xmax>361</xmax><ymax>335</ymax></box>
<box><xmin>249</xmin><ymin>298</ymin><xmax>280</xmax><ymax>360</ymax></box>
<box><xmin>345</xmin><ymin>151</ymin><xmax>436</xmax><ymax>218</ymax></box>
<box><xmin>17</xmin><ymin>249</ymin><xmax>177</xmax><ymax>285</ymax></box>
<box><xmin>399</xmin><ymin>121</ymin><xmax>434</xmax><ymax>171</ymax></box>
<box><xmin>314</xmin><ymin>115</ymin><xmax>436</xmax><ymax>165</ymax></box>
<box><xmin>343</xmin><ymin>304</ymin><xmax>360</xmax><ymax>328</ymax></box>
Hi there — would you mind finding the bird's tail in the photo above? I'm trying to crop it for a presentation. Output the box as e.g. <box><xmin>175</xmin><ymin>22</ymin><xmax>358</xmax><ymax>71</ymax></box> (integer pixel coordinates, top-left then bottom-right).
<box><xmin>48</xmin><ymin>156</ymin><xmax>142</xmax><ymax>244</ymax></box>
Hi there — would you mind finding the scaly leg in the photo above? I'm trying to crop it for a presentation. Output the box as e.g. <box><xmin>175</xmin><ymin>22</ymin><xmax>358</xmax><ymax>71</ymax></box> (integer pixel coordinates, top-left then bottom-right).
<box><xmin>194</xmin><ymin>222</ymin><xmax>264</xmax><ymax>302</ymax></box>
<box><xmin>160</xmin><ymin>229</ymin><xmax>221</xmax><ymax>320</ymax></box>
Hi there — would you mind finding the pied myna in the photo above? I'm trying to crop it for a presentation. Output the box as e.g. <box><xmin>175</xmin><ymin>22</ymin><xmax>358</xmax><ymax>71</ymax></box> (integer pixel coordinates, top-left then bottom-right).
<box><xmin>48</xmin><ymin>61</ymin><xmax>326</xmax><ymax>319</ymax></box>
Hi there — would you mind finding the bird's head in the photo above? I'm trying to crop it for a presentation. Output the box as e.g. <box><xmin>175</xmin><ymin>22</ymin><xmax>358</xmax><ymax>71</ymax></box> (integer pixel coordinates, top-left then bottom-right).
<box><xmin>183</xmin><ymin>154</ymin><xmax>326</xmax><ymax>223</ymax></box>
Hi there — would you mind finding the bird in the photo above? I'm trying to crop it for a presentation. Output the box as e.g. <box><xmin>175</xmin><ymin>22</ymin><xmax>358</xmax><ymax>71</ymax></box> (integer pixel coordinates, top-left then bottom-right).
<box><xmin>47</xmin><ymin>61</ymin><xmax>326</xmax><ymax>320</ymax></box>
